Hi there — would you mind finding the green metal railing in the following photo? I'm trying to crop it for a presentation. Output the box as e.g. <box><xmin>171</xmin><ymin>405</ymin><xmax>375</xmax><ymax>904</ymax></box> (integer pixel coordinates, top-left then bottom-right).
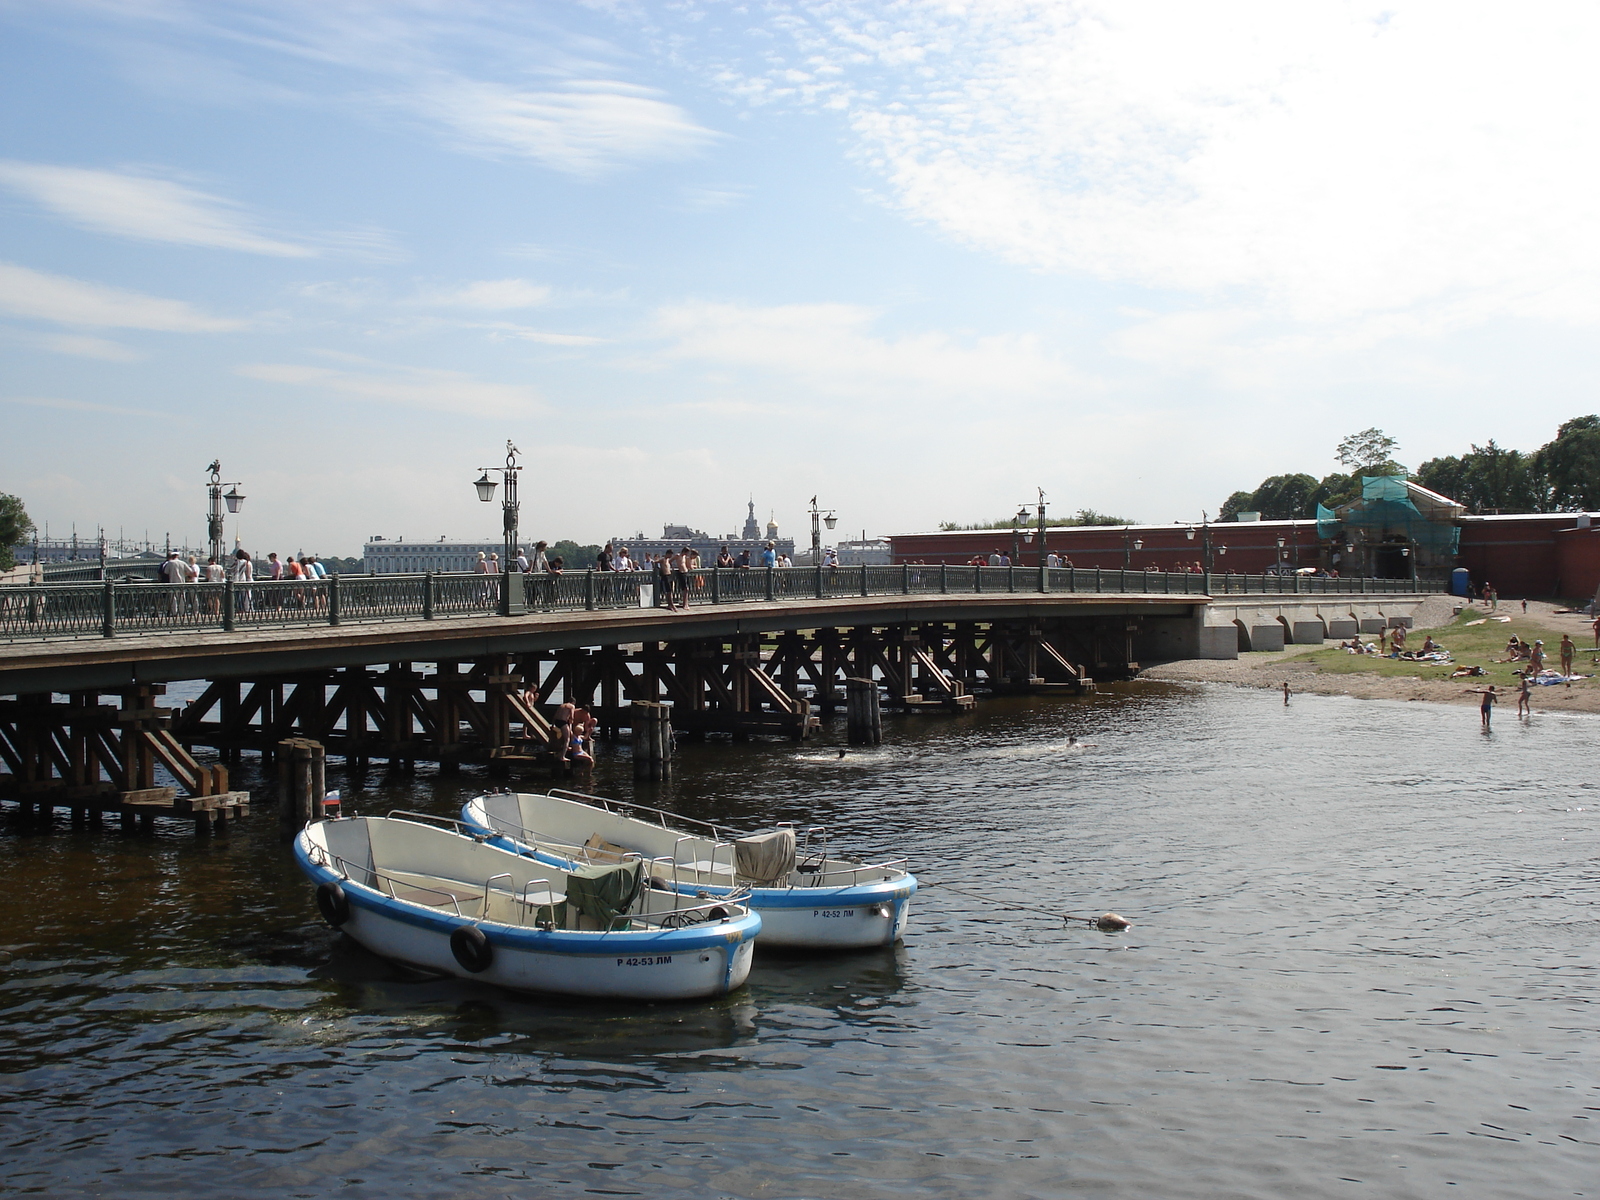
<box><xmin>0</xmin><ymin>565</ymin><xmax>1445</xmax><ymax>644</ymax></box>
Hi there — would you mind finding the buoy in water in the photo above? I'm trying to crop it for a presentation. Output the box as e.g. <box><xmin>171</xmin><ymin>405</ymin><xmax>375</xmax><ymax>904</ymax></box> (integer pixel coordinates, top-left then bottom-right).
<box><xmin>837</xmin><ymin>749</ymin><xmax>847</xmax><ymax>758</ymax></box>
<box><xmin>1096</xmin><ymin>912</ymin><xmax>1131</xmax><ymax>931</ymax></box>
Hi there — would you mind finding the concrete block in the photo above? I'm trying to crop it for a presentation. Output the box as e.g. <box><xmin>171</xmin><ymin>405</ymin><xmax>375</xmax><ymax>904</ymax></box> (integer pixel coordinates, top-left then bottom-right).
<box><xmin>1388</xmin><ymin>615</ymin><xmax>1413</xmax><ymax>628</ymax></box>
<box><xmin>1249</xmin><ymin>624</ymin><xmax>1285</xmax><ymax>652</ymax></box>
<box><xmin>1291</xmin><ymin>621</ymin><xmax>1325</xmax><ymax>645</ymax></box>
<box><xmin>1327</xmin><ymin>618</ymin><xmax>1359</xmax><ymax>639</ymax></box>
<box><xmin>1358</xmin><ymin>617</ymin><xmax>1386</xmax><ymax>633</ymax></box>
<box><xmin>1199</xmin><ymin>625</ymin><xmax>1240</xmax><ymax>660</ymax></box>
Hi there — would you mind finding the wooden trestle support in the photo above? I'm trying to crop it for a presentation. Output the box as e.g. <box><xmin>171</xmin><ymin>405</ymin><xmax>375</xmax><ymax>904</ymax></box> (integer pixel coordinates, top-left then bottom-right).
<box><xmin>162</xmin><ymin>619</ymin><xmax>1112</xmax><ymax>774</ymax></box>
<box><xmin>0</xmin><ymin>620</ymin><xmax>1117</xmax><ymax>819</ymax></box>
<box><xmin>0</xmin><ymin>685</ymin><xmax>250</xmax><ymax>832</ymax></box>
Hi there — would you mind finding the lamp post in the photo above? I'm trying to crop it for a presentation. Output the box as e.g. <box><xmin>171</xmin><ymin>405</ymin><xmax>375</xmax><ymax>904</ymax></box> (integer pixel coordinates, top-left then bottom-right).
<box><xmin>1011</xmin><ymin>506</ymin><xmax>1029</xmax><ymax>565</ymax></box>
<box><xmin>472</xmin><ymin>440</ymin><xmax>522</xmax><ymax>568</ymax></box>
<box><xmin>1189</xmin><ymin>511</ymin><xmax>1217</xmax><ymax>571</ymax></box>
<box><xmin>205</xmin><ymin>460</ymin><xmax>246</xmax><ymax>563</ymax></box>
<box><xmin>1123</xmin><ymin>531</ymin><xmax>1143</xmax><ymax>568</ymax></box>
<box><xmin>808</xmin><ymin>496</ymin><xmax>837</xmax><ymax>565</ymax></box>
<box><xmin>1276</xmin><ymin>535</ymin><xmax>1286</xmax><ymax>575</ymax></box>
<box><xmin>1033</xmin><ymin>488</ymin><xmax>1048</xmax><ymax>567</ymax></box>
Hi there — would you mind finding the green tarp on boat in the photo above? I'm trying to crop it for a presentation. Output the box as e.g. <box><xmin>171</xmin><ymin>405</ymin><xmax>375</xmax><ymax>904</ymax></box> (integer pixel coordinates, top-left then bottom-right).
<box><xmin>565</xmin><ymin>860</ymin><xmax>643</xmax><ymax>926</ymax></box>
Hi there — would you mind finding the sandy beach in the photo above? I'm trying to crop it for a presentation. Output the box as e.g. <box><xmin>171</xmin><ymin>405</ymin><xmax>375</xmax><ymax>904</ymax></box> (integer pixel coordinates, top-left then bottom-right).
<box><xmin>1142</xmin><ymin>595</ymin><xmax>1600</xmax><ymax>714</ymax></box>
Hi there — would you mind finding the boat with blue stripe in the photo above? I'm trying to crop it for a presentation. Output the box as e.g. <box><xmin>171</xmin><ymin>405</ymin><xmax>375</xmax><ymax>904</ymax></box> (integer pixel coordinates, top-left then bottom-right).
<box><xmin>295</xmin><ymin>812</ymin><xmax>760</xmax><ymax>1000</ymax></box>
<box><xmin>461</xmin><ymin>790</ymin><xmax>916</xmax><ymax>950</ymax></box>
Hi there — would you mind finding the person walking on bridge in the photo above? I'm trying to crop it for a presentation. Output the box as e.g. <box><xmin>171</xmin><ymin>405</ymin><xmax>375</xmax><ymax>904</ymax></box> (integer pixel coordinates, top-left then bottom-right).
<box><xmin>231</xmin><ymin>548</ymin><xmax>254</xmax><ymax>613</ymax></box>
<box><xmin>160</xmin><ymin>551</ymin><xmax>186</xmax><ymax>615</ymax></box>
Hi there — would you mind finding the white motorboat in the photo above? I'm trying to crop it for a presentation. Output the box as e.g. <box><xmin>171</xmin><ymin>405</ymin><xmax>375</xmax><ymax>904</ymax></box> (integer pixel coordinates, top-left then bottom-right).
<box><xmin>295</xmin><ymin>813</ymin><xmax>760</xmax><ymax>1000</ymax></box>
<box><xmin>461</xmin><ymin>789</ymin><xmax>916</xmax><ymax>950</ymax></box>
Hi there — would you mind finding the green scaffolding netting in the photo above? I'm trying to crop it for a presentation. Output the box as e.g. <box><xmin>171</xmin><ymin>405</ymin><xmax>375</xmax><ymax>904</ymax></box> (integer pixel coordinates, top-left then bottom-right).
<box><xmin>1324</xmin><ymin>476</ymin><xmax>1461</xmax><ymax>553</ymax></box>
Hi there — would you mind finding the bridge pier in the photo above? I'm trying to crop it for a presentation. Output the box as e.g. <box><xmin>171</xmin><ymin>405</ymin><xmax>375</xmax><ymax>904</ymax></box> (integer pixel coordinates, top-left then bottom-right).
<box><xmin>0</xmin><ymin>685</ymin><xmax>249</xmax><ymax>831</ymax></box>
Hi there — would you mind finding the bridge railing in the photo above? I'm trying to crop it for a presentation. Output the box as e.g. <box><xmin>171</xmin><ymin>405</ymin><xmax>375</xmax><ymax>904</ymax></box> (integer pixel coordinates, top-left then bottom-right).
<box><xmin>0</xmin><ymin>565</ymin><xmax>1446</xmax><ymax>643</ymax></box>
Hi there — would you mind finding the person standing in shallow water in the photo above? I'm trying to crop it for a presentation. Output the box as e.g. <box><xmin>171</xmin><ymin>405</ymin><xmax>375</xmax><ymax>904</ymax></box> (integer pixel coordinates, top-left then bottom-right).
<box><xmin>1465</xmin><ymin>684</ymin><xmax>1499</xmax><ymax>727</ymax></box>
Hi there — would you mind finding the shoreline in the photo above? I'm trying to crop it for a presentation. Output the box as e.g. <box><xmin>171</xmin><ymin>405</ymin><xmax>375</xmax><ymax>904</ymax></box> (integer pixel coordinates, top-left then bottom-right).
<box><xmin>1140</xmin><ymin>595</ymin><xmax>1600</xmax><ymax>714</ymax></box>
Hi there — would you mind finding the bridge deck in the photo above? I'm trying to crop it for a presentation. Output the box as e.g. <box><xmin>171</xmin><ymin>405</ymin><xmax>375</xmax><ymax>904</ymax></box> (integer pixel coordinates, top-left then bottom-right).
<box><xmin>0</xmin><ymin>592</ymin><xmax>1202</xmax><ymax>693</ymax></box>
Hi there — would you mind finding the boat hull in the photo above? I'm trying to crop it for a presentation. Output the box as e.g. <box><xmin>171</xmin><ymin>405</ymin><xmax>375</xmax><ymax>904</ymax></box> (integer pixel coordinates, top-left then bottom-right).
<box><xmin>462</xmin><ymin>795</ymin><xmax>916</xmax><ymax>950</ymax></box>
<box><xmin>295</xmin><ymin>826</ymin><xmax>758</xmax><ymax>1001</ymax></box>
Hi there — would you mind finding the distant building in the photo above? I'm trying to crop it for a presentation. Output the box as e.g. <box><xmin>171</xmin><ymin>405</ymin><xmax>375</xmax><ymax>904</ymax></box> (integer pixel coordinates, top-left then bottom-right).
<box><xmin>836</xmin><ymin>538</ymin><xmax>891</xmax><ymax>565</ymax></box>
<box><xmin>363</xmin><ymin>536</ymin><xmax>508</xmax><ymax>574</ymax></box>
<box><xmin>614</xmin><ymin>500</ymin><xmax>794</xmax><ymax>566</ymax></box>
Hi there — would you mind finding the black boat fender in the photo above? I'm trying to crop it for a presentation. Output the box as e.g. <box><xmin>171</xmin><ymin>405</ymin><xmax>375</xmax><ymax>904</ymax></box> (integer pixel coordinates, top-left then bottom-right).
<box><xmin>450</xmin><ymin>925</ymin><xmax>494</xmax><ymax>973</ymax></box>
<box><xmin>316</xmin><ymin>881</ymin><xmax>351</xmax><ymax>928</ymax></box>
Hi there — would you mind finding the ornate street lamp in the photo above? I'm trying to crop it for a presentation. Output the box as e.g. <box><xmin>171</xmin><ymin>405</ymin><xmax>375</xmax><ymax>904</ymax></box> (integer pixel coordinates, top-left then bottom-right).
<box><xmin>808</xmin><ymin>496</ymin><xmax>837</xmax><ymax>564</ymax></box>
<box><xmin>1190</xmin><ymin>511</ymin><xmax>1217</xmax><ymax>571</ymax></box>
<box><xmin>472</xmin><ymin>441</ymin><xmax>522</xmax><ymax>568</ymax></box>
<box><xmin>1011</xmin><ymin>506</ymin><xmax>1029</xmax><ymax>565</ymax></box>
<box><xmin>206</xmin><ymin>460</ymin><xmax>245</xmax><ymax>562</ymax></box>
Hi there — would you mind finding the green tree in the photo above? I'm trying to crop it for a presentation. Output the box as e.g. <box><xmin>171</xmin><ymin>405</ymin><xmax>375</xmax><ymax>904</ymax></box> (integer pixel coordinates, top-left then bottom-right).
<box><xmin>1416</xmin><ymin>441</ymin><xmax>1541</xmax><ymax>512</ymax></box>
<box><xmin>1311</xmin><ymin>472</ymin><xmax>1357</xmax><ymax>510</ymax></box>
<box><xmin>1247</xmin><ymin>473</ymin><xmax>1319</xmax><ymax>519</ymax></box>
<box><xmin>1217</xmin><ymin>491</ymin><xmax>1254</xmax><ymax>521</ymax></box>
<box><xmin>1071</xmin><ymin>508</ymin><xmax>1133</xmax><ymax>526</ymax></box>
<box><xmin>549</xmin><ymin>539</ymin><xmax>600</xmax><ymax>569</ymax></box>
<box><xmin>1335</xmin><ymin>427</ymin><xmax>1405</xmax><ymax>474</ymax></box>
<box><xmin>1412</xmin><ymin>455</ymin><xmax>1466</xmax><ymax>502</ymax></box>
<box><xmin>1532</xmin><ymin>415</ymin><xmax>1600</xmax><ymax>511</ymax></box>
<box><xmin>0</xmin><ymin>493</ymin><xmax>34</xmax><ymax>571</ymax></box>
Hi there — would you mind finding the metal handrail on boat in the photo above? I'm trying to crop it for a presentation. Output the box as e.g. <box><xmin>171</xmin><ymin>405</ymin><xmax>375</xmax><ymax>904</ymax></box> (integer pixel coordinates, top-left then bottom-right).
<box><xmin>542</xmin><ymin>789</ymin><xmax>910</xmax><ymax>887</ymax></box>
<box><xmin>548</xmin><ymin>787</ymin><xmax>747</xmax><ymax>843</ymax></box>
<box><xmin>308</xmin><ymin>843</ymin><xmax>467</xmax><ymax>918</ymax></box>
<box><xmin>386</xmin><ymin>808</ymin><xmax>476</xmax><ymax>836</ymax></box>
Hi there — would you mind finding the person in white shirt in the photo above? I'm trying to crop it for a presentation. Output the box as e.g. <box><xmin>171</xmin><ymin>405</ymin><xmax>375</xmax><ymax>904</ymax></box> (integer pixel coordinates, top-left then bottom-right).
<box><xmin>515</xmin><ymin>548</ymin><xmax>530</xmax><ymax>573</ymax></box>
<box><xmin>231</xmin><ymin>548</ymin><xmax>254</xmax><ymax>612</ymax></box>
<box><xmin>614</xmin><ymin>547</ymin><xmax>633</xmax><ymax>572</ymax></box>
<box><xmin>159</xmin><ymin>552</ymin><xmax>186</xmax><ymax>614</ymax></box>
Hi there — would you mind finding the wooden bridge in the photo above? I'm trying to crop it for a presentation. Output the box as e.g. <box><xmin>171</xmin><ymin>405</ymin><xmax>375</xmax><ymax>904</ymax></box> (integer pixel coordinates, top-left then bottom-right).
<box><xmin>0</xmin><ymin>565</ymin><xmax>1440</xmax><ymax>829</ymax></box>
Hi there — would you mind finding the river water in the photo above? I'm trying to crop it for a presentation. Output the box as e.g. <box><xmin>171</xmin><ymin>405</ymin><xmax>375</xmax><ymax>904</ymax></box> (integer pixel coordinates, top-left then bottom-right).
<box><xmin>1</xmin><ymin>683</ymin><xmax>1595</xmax><ymax>1199</ymax></box>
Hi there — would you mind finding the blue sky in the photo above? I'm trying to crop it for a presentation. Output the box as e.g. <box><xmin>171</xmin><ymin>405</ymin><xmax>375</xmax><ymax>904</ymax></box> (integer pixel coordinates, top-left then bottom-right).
<box><xmin>3</xmin><ymin>1</ymin><xmax>1598</xmax><ymax>557</ymax></box>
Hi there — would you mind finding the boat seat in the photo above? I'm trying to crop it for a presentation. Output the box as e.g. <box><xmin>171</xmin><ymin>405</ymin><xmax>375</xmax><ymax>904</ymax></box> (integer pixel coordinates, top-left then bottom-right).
<box><xmin>582</xmin><ymin>833</ymin><xmax>637</xmax><ymax>863</ymax></box>
<box><xmin>389</xmin><ymin>884</ymin><xmax>472</xmax><ymax>908</ymax></box>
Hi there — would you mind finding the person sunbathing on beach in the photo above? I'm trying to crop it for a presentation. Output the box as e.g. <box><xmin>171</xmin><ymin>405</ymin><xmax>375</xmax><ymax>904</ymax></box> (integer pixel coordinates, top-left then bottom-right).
<box><xmin>1421</xmin><ymin>635</ymin><xmax>1441</xmax><ymax>653</ymax></box>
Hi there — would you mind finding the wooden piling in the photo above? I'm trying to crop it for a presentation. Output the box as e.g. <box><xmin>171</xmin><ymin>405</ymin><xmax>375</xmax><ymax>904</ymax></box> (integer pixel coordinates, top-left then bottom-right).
<box><xmin>846</xmin><ymin>677</ymin><xmax>882</xmax><ymax>745</ymax></box>
<box><xmin>631</xmin><ymin>701</ymin><xmax>672</xmax><ymax>780</ymax></box>
<box><xmin>277</xmin><ymin>737</ymin><xmax>327</xmax><ymax>838</ymax></box>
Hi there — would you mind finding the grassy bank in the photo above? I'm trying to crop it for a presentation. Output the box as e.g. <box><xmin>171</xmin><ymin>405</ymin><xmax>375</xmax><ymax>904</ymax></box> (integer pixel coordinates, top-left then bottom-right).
<box><xmin>1287</xmin><ymin>608</ymin><xmax>1600</xmax><ymax>689</ymax></box>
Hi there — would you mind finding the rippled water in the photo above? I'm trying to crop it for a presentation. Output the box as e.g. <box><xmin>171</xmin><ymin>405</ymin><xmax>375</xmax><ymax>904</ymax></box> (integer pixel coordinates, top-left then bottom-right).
<box><xmin>1</xmin><ymin>683</ymin><xmax>1595</xmax><ymax>1199</ymax></box>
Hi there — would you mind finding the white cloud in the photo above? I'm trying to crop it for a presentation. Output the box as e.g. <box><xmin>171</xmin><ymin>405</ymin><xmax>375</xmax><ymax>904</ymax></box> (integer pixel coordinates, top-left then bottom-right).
<box><xmin>673</xmin><ymin>1</ymin><xmax>1600</xmax><ymax>328</ymax></box>
<box><xmin>481</xmin><ymin>324</ymin><xmax>602</xmax><ymax>346</ymax></box>
<box><xmin>406</xmin><ymin>76</ymin><xmax>716</xmax><ymax>175</ymax></box>
<box><xmin>8</xmin><ymin>330</ymin><xmax>144</xmax><ymax>362</ymax></box>
<box><xmin>237</xmin><ymin>360</ymin><xmax>542</xmax><ymax>418</ymax></box>
<box><xmin>0</xmin><ymin>262</ymin><xmax>246</xmax><ymax>331</ymax></box>
<box><xmin>3</xmin><ymin>395</ymin><xmax>167</xmax><ymax>419</ymax></box>
<box><xmin>0</xmin><ymin>160</ymin><xmax>315</xmax><ymax>256</ymax></box>
<box><xmin>422</xmin><ymin>278</ymin><xmax>552</xmax><ymax>309</ymax></box>
<box><xmin>653</xmin><ymin>300</ymin><xmax>1077</xmax><ymax>398</ymax></box>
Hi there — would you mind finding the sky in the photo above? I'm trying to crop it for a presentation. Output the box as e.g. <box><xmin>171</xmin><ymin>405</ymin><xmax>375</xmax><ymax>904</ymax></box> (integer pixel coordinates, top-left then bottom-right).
<box><xmin>2</xmin><ymin>0</ymin><xmax>1598</xmax><ymax>557</ymax></box>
